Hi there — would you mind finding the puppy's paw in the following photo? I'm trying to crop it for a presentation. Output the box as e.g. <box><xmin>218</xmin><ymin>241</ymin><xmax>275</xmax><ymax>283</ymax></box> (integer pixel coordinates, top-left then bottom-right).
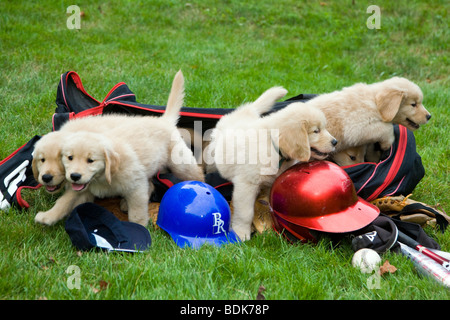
<box><xmin>129</xmin><ymin>212</ymin><xmax>149</xmax><ymax>227</ymax></box>
<box><xmin>232</xmin><ymin>222</ymin><xmax>252</xmax><ymax>241</ymax></box>
<box><xmin>379</xmin><ymin>141</ymin><xmax>393</xmax><ymax>151</ymax></box>
<box><xmin>379</xmin><ymin>133</ymin><xmax>395</xmax><ymax>150</ymax></box>
<box><xmin>35</xmin><ymin>211</ymin><xmax>58</xmax><ymax>226</ymax></box>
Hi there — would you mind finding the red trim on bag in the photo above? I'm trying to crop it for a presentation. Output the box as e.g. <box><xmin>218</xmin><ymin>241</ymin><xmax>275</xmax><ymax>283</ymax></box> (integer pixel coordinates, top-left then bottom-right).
<box><xmin>104</xmin><ymin>101</ymin><xmax>225</xmax><ymax>119</ymax></box>
<box><xmin>15</xmin><ymin>185</ymin><xmax>42</xmax><ymax>209</ymax></box>
<box><xmin>214</xmin><ymin>182</ymin><xmax>233</xmax><ymax>190</ymax></box>
<box><xmin>102</xmin><ymin>82</ymin><xmax>129</xmax><ymax>102</ymax></box>
<box><xmin>383</xmin><ymin>176</ymin><xmax>406</xmax><ymax>197</ymax></box>
<box><xmin>70</xmin><ymin>72</ymin><xmax>83</xmax><ymax>91</ymax></box>
<box><xmin>156</xmin><ymin>171</ymin><xmax>174</xmax><ymax>188</ymax></box>
<box><xmin>67</xmin><ymin>112</ymin><xmax>76</xmax><ymax>120</ymax></box>
<box><xmin>179</xmin><ymin>111</ymin><xmax>224</xmax><ymax>119</ymax></box>
<box><xmin>356</xmin><ymin>147</ymin><xmax>394</xmax><ymax>195</ymax></box>
<box><xmin>366</xmin><ymin>125</ymin><xmax>408</xmax><ymax>201</ymax></box>
<box><xmin>106</xmin><ymin>94</ymin><xmax>136</xmax><ymax>102</ymax></box>
<box><xmin>67</xmin><ymin>72</ymin><xmax>101</xmax><ymax>104</ymax></box>
<box><xmin>342</xmin><ymin>161</ymin><xmax>377</xmax><ymax>169</ymax></box>
<box><xmin>70</xmin><ymin>106</ymin><xmax>104</xmax><ymax>119</ymax></box>
<box><xmin>61</xmin><ymin>73</ymin><xmax>69</xmax><ymax>110</ymax></box>
<box><xmin>61</xmin><ymin>72</ymin><xmax>101</xmax><ymax>111</ymax></box>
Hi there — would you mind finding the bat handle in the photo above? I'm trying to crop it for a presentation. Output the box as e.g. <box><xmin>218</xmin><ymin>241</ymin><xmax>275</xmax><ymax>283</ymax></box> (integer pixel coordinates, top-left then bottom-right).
<box><xmin>397</xmin><ymin>230</ymin><xmax>419</xmax><ymax>248</ymax></box>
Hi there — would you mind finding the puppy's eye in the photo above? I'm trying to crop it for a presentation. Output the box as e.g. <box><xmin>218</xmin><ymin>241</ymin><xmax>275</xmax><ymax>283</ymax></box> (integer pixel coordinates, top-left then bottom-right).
<box><xmin>350</xmin><ymin>156</ymin><xmax>356</xmax><ymax>161</ymax></box>
<box><xmin>87</xmin><ymin>158</ymin><xmax>94</xmax><ymax>163</ymax></box>
<box><xmin>411</xmin><ymin>103</ymin><xmax>417</xmax><ymax>107</ymax></box>
<box><xmin>68</xmin><ymin>156</ymin><xmax>73</xmax><ymax>161</ymax></box>
<box><xmin>314</xmin><ymin>128</ymin><xmax>320</xmax><ymax>134</ymax></box>
<box><xmin>40</xmin><ymin>158</ymin><xmax>45</xmax><ymax>163</ymax></box>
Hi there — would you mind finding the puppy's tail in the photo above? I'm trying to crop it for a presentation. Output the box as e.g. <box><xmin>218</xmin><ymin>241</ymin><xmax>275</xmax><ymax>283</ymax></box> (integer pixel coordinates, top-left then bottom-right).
<box><xmin>253</xmin><ymin>86</ymin><xmax>288</xmax><ymax>115</ymax></box>
<box><xmin>237</xmin><ymin>86</ymin><xmax>288</xmax><ymax>118</ymax></box>
<box><xmin>162</xmin><ymin>70</ymin><xmax>185</xmax><ymax>125</ymax></box>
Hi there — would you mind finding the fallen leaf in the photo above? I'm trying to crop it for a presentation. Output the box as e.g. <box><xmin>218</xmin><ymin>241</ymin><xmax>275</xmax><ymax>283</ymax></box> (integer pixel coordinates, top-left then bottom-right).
<box><xmin>99</xmin><ymin>280</ymin><xmax>109</xmax><ymax>290</ymax></box>
<box><xmin>256</xmin><ymin>285</ymin><xmax>266</xmax><ymax>300</ymax></box>
<box><xmin>91</xmin><ymin>280</ymin><xmax>109</xmax><ymax>294</ymax></box>
<box><xmin>379</xmin><ymin>260</ymin><xmax>397</xmax><ymax>275</ymax></box>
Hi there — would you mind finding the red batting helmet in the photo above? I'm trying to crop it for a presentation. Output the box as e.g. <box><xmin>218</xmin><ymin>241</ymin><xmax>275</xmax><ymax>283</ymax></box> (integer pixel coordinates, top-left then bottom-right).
<box><xmin>270</xmin><ymin>161</ymin><xmax>379</xmax><ymax>242</ymax></box>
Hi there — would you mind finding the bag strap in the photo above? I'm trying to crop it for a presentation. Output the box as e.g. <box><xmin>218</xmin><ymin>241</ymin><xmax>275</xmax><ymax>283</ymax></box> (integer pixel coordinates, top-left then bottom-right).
<box><xmin>393</xmin><ymin>203</ymin><xmax>449</xmax><ymax>233</ymax></box>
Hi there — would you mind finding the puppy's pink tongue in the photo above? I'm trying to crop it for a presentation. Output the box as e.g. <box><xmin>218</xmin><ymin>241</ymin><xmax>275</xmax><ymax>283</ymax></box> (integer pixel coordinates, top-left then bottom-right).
<box><xmin>46</xmin><ymin>185</ymin><xmax>58</xmax><ymax>192</ymax></box>
<box><xmin>72</xmin><ymin>183</ymin><xmax>86</xmax><ymax>191</ymax></box>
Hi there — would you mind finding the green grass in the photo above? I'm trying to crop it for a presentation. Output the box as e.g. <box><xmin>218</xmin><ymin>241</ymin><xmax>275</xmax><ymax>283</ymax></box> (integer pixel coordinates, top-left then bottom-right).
<box><xmin>0</xmin><ymin>0</ymin><xmax>449</xmax><ymax>301</ymax></box>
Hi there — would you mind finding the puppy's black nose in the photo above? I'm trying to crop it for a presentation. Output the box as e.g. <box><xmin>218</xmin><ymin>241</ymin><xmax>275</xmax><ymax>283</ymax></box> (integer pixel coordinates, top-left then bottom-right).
<box><xmin>42</xmin><ymin>174</ymin><xmax>53</xmax><ymax>183</ymax></box>
<box><xmin>331</xmin><ymin>139</ymin><xmax>338</xmax><ymax>147</ymax></box>
<box><xmin>426</xmin><ymin>114</ymin><xmax>431</xmax><ymax>121</ymax></box>
<box><xmin>70</xmin><ymin>173</ymin><xmax>82</xmax><ymax>182</ymax></box>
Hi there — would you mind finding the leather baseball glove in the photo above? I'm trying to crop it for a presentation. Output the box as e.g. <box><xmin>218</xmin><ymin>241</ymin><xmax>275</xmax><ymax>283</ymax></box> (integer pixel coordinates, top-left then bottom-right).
<box><xmin>371</xmin><ymin>194</ymin><xmax>449</xmax><ymax>231</ymax></box>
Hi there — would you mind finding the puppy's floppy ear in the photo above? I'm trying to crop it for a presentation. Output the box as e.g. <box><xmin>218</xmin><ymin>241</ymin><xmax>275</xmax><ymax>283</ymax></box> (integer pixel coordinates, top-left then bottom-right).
<box><xmin>104</xmin><ymin>147</ymin><xmax>120</xmax><ymax>185</ymax></box>
<box><xmin>375</xmin><ymin>88</ymin><xmax>404</xmax><ymax>122</ymax></box>
<box><xmin>279</xmin><ymin>120</ymin><xmax>310</xmax><ymax>162</ymax></box>
<box><xmin>31</xmin><ymin>157</ymin><xmax>39</xmax><ymax>181</ymax></box>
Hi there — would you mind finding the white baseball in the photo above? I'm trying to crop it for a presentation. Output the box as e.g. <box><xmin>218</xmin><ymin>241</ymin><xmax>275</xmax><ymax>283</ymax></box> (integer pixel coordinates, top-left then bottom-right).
<box><xmin>352</xmin><ymin>248</ymin><xmax>381</xmax><ymax>273</ymax></box>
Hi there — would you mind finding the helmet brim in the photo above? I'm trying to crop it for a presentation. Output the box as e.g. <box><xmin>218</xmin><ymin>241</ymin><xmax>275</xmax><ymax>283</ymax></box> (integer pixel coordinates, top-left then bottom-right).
<box><xmin>273</xmin><ymin>197</ymin><xmax>379</xmax><ymax>233</ymax></box>
<box><xmin>163</xmin><ymin>228</ymin><xmax>241</xmax><ymax>249</ymax></box>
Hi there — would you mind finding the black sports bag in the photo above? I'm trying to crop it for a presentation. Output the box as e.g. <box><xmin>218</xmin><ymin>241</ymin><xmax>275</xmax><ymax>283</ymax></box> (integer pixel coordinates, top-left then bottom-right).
<box><xmin>0</xmin><ymin>71</ymin><xmax>425</xmax><ymax>209</ymax></box>
<box><xmin>342</xmin><ymin>124</ymin><xmax>425</xmax><ymax>202</ymax></box>
<box><xmin>0</xmin><ymin>135</ymin><xmax>41</xmax><ymax>210</ymax></box>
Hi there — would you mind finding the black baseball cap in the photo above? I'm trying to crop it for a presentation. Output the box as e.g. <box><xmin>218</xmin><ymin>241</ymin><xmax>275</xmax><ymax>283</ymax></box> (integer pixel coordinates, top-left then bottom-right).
<box><xmin>65</xmin><ymin>202</ymin><xmax>151</xmax><ymax>252</ymax></box>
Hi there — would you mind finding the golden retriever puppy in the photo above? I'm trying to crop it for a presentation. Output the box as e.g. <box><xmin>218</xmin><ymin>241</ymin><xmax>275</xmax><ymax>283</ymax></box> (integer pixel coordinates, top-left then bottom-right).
<box><xmin>62</xmin><ymin>130</ymin><xmax>151</xmax><ymax>225</ymax></box>
<box><xmin>33</xmin><ymin>116</ymin><xmax>132</xmax><ymax>225</ymax></box>
<box><xmin>33</xmin><ymin>132</ymin><xmax>96</xmax><ymax>226</ymax></box>
<box><xmin>32</xmin><ymin>131</ymin><xmax>67</xmax><ymax>194</ymax></box>
<box><xmin>305</xmin><ymin>77</ymin><xmax>431</xmax><ymax>152</ymax></box>
<box><xmin>37</xmin><ymin>70</ymin><xmax>204</xmax><ymax>226</ymax></box>
<box><xmin>33</xmin><ymin>116</ymin><xmax>127</xmax><ymax>194</ymax></box>
<box><xmin>210</xmin><ymin>87</ymin><xmax>337</xmax><ymax>240</ymax></box>
<box><xmin>330</xmin><ymin>145</ymin><xmax>367</xmax><ymax>166</ymax></box>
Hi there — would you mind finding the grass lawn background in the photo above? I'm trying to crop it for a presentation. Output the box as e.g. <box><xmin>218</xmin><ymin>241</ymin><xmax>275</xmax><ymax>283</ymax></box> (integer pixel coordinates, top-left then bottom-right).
<box><xmin>0</xmin><ymin>0</ymin><xmax>448</xmax><ymax>300</ymax></box>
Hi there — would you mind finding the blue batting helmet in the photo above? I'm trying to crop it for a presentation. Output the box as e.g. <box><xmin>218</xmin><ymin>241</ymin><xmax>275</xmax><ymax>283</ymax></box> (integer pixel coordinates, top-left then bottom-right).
<box><xmin>157</xmin><ymin>181</ymin><xmax>240</xmax><ymax>249</ymax></box>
